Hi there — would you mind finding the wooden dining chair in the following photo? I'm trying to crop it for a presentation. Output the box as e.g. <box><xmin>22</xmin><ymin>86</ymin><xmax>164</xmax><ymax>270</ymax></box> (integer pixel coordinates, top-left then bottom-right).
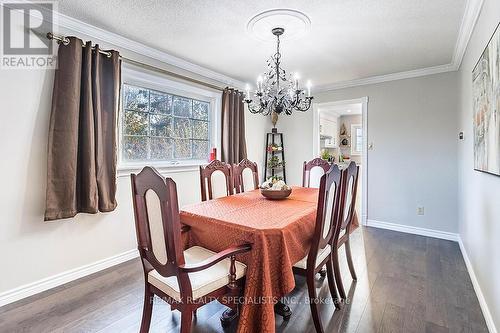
<box><xmin>233</xmin><ymin>158</ymin><xmax>259</xmax><ymax>194</ymax></box>
<box><xmin>332</xmin><ymin>161</ymin><xmax>360</xmax><ymax>300</ymax></box>
<box><xmin>131</xmin><ymin>166</ymin><xmax>251</xmax><ymax>333</ymax></box>
<box><xmin>199</xmin><ymin>159</ymin><xmax>233</xmax><ymax>201</ymax></box>
<box><xmin>293</xmin><ymin>164</ymin><xmax>343</xmax><ymax>333</ymax></box>
<box><xmin>302</xmin><ymin>158</ymin><xmax>331</xmax><ymax>188</ymax></box>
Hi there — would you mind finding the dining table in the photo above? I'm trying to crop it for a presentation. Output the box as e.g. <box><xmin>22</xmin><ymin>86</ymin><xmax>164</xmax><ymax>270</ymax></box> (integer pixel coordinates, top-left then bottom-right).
<box><xmin>180</xmin><ymin>186</ymin><xmax>358</xmax><ymax>333</ymax></box>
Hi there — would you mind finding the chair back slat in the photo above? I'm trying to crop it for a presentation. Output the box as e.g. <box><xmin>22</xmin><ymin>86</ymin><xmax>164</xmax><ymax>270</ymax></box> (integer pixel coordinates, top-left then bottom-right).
<box><xmin>199</xmin><ymin>160</ymin><xmax>233</xmax><ymax>201</ymax></box>
<box><xmin>131</xmin><ymin>167</ymin><xmax>185</xmax><ymax>277</ymax></box>
<box><xmin>145</xmin><ymin>189</ymin><xmax>168</xmax><ymax>264</ymax></box>
<box><xmin>340</xmin><ymin>162</ymin><xmax>360</xmax><ymax>231</ymax></box>
<box><xmin>302</xmin><ymin>158</ymin><xmax>331</xmax><ymax>188</ymax></box>
<box><xmin>307</xmin><ymin>164</ymin><xmax>343</xmax><ymax>266</ymax></box>
<box><xmin>233</xmin><ymin>158</ymin><xmax>259</xmax><ymax>193</ymax></box>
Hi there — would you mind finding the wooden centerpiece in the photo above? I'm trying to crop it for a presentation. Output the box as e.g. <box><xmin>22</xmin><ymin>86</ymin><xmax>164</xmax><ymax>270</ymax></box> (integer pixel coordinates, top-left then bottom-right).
<box><xmin>260</xmin><ymin>178</ymin><xmax>292</xmax><ymax>200</ymax></box>
<box><xmin>260</xmin><ymin>188</ymin><xmax>292</xmax><ymax>200</ymax></box>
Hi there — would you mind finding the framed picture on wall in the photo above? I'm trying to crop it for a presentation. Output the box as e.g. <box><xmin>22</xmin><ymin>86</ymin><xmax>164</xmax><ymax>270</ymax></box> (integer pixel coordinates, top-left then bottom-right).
<box><xmin>472</xmin><ymin>22</ymin><xmax>500</xmax><ymax>176</ymax></box>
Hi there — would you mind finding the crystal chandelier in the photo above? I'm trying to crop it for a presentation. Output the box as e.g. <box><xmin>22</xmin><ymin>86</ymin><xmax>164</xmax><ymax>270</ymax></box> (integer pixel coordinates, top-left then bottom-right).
<box><xmin>244</xmin><ymin>27</ymin><xmax>313</xmax><ymax>125</ymax></box>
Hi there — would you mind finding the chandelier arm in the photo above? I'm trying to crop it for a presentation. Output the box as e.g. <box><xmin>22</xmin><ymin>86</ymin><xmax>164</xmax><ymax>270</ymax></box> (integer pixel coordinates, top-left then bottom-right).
<box><xmin>293</xmin><ymin>97</ymin><xmax>313</xmax><ymax>112</ymax></box>
<box><xmin>246</xmin><ymin>27</ymin><xmax>313</xmax><ymax>117</ymax></box>
<box><xmin>246</xmin><ymin>101</ymin><xmax>264</xmax><ymax>114</ymax></box>
<box><xmin>248</xmin><ymin>106</ymin><xmax>261</xmax><ymax>114</ymax></box>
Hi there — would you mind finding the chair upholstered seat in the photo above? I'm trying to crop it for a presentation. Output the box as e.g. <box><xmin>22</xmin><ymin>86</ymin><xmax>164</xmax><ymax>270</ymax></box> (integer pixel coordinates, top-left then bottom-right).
<box><xmin>293</xmin><ymin>245</ymin><xmax>332</xmax><ymax>270</ymax></box>
<box><xmin>148</xmin><ymin>246</ymin><xmax>246</xmax><ymax>301</ymax></box>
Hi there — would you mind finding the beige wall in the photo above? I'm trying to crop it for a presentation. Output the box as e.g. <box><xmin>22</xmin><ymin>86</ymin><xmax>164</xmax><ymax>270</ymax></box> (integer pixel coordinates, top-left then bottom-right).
<box><xmin>457</xmin><ymin>0</ymin><xmax>500</xmax><ymax>330</ymax></box>
<box><xmin>278</xmin><ymin>71</ymin><xmax>459</xmax><ymax>233</ymax></box>
<box><xmin>0</xmin><ymin>23</ymin><xmax>268</xmax><ymax>298</ymax></box>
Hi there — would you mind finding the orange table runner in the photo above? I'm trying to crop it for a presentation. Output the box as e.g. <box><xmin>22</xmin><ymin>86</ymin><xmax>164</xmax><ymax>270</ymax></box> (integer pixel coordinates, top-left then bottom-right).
<box><xmin>180</xmin><ymin>186</ymin><xmax>358</xmax><ymax>333</ymax></box>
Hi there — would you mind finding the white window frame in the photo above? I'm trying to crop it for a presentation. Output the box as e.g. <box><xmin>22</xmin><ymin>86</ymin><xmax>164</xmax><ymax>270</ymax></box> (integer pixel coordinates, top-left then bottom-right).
<box><xmin>351</xmin><ymin>124</ymin><xmax>362</xmax><ymax>156</ymax></box>
<box><xmin>118</xmin><ymin>63</ymin><xmax>221</xmax><ymax>175</ymax></box>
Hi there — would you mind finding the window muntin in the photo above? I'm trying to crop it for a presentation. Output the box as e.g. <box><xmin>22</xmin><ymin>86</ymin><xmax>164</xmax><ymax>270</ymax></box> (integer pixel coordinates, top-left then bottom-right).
<box><xmin>355</xmin><ymin>128</ymin><xmax>362</xmax><ymax>152</ymax></box>
<box><xmin>121</xmin><ymin>84</ymin><xmax>211</xmax><ymax>164</ymax></box>
<box><xmin>351</xmin><ymin>124</ymin><xmax>363</xmax><ymax>155</ymax></box>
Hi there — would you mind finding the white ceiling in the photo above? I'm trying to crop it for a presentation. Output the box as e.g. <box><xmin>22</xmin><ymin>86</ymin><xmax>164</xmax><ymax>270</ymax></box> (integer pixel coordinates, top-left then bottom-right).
<box><xmin>319</xmin><ymin>103</ymin><xmax>362</xmax><ymax>117</ymax></box>
<box><xmin>57</xmin><ymin>0</ymin><xmax>467</xmax><ymax>89</ymax></box>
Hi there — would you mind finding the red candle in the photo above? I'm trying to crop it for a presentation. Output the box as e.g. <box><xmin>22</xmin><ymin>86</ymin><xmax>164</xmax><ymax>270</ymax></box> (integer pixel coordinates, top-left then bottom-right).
<box><xmin>209</xmin><ymin>148</ymin><xmax>216</xmax><ymax>161</ymax></box>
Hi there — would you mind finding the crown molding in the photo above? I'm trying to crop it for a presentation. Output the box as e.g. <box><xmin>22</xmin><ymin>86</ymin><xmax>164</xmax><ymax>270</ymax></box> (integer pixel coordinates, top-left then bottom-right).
<box><xmin>7</xmin><ymin>0</ymin><xmax>483</xmax><ymax>92</ymax></box>
<box><xmin>451</xmin><ymin>0</ymin><xmax>484</xmax><ymax>69</ymax></box>
<box><xmin>316</xmin><ymin>63</ymin><xmax>455</xmax><ymax>92</ymax></box>
<box><xmin>317</xmin><ymin>0</ymin><xmax>484</xmax><ymax>92</ymax></box>
<box><xmin>53</xmin><ymin>13</ymin><xmax>245</xmax><ymax>88</ymax></box>
<box><xmin>5</xmin><ymin>1</ymin><xmax>245</xmax><ymax>89</ymax></box>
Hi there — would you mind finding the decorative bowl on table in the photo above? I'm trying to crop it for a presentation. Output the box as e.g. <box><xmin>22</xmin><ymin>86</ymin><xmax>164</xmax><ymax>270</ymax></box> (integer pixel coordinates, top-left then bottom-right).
<box><xmin>260</xmin><ymin>188</ymin><xmax>292</xmax><ymax>200</ymax></box>
<box><xmin>259</xmin><ymin>178</ymin><xmax>292</xmax><ymax>200</ymax></box>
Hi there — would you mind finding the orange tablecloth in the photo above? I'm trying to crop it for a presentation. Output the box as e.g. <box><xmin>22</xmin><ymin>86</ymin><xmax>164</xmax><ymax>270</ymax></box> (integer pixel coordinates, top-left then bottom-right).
<box><xmin>180</xmin><ymin>187</ymin><xmax>358</xmax><ymax>333</ymax></box>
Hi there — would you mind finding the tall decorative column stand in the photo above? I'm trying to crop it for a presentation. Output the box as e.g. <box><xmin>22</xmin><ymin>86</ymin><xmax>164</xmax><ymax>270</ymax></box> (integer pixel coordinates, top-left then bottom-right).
<box><xmin>263</xmin><ymin>128</ymin><xmax>287</xmax><ymax>183</ymax></box>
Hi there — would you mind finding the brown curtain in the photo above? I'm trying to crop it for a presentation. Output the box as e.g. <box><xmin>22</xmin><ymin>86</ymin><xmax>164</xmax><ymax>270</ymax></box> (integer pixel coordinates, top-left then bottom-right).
<box><xmin>44</xmin><ymin>37</ymin><xmax>121</xmax><ymax>221</ymax></box>
<box><xmin>221</xmin><ymin>88</ymin><xmax>247</xmax><ymax>164</ymax></box>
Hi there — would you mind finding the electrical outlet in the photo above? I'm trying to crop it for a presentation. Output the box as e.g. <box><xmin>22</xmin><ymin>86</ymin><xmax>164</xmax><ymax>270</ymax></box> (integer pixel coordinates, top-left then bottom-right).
<box><xmin>417</xmin><ymin>207</ymin><xmax>425</xmax><ymax>215</ymax></box>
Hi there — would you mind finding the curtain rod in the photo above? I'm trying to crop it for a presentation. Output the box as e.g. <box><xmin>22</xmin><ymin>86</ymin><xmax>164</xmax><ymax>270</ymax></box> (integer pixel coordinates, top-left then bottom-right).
<box><xmin>46</xmin><ymin>32</ymin><xmax>227</xmax><ymax>92</ymax></box>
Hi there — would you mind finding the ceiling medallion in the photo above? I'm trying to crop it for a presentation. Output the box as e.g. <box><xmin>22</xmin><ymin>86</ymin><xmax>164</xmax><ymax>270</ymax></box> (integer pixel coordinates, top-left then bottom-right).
<box><xmin>246</xmin><ymin>9</ymin><xmax>311</xmax><ymax>42</ymax></box>
<box><xmin>244</xmin><ymin>26</ymin><xmax>313</xmax><ymax>127</ymax></box>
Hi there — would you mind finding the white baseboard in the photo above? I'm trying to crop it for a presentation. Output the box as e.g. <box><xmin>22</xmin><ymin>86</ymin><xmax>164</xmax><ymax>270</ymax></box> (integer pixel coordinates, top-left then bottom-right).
<box><xmin>1</xmin><ymin>230</ymin><xmax>496</xmax><ymax>333</ymax></box>
<box><xmin>0</xmin><ymin>249</ymin><xmax>138</xmax><ymax>307</ymax></box>
<box><xmin>366</xmin><ymin>219</ymin><xmax>459</xmax><ymax>242</ymax></box>
<box><xmin>365</xmin><ymin>219</ymin><xmax>496</xmax><ymax>333</ymax></box>
<box><xmin>458</xmin><ymin>238</ymin><xmax>498</xmax><ymax>333</ymax></box>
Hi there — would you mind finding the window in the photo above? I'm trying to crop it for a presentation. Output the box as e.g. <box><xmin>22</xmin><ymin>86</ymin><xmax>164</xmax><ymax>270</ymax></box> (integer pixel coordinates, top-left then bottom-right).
<box><xmin>119</xmin><ymin>67</ymin><xmax>220</xmax><ymax>170</ymax></box>
<box><xmin>351</xmin><ymin>124</ymin><xmax>363</xmax><ymax>155</ymax></box>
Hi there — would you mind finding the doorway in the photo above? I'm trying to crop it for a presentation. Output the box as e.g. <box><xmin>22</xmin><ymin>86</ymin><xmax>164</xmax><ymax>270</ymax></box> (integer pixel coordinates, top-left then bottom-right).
<box><xmin>312</xmin><ymin>97</ymin><xmax>368</xmax><ymax>225</ymax></box>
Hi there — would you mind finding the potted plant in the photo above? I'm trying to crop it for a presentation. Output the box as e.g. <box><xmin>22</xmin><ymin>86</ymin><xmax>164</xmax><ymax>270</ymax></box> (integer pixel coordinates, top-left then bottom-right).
<box><xmin>267</xmin><ymin>156</ymin><xmax>285</xmax><ymax>168</ymax></box>
<box><xmin>320</xmin><ymin>150</ymin><xmax>330</xmax><ymax>161</ymax></box>
<box><xmin>320</xmin><ymin>150</ymin><xmax>335</xmax><ymax>163</ymax></box>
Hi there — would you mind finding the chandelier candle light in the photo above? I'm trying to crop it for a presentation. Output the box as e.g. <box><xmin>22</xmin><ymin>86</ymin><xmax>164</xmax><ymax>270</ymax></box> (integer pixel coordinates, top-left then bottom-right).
<box><xmin>244</xmin><ymin>27</ymin><xmax>313</xmax><ymax>129</ymax></box>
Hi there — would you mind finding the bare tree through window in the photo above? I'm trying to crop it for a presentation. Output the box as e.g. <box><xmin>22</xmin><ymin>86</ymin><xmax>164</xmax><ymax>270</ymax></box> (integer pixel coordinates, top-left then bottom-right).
<box><xmin>122</xmin><ymin>84</ymin><xmax>211</xmax><ymax>163</ymax></box>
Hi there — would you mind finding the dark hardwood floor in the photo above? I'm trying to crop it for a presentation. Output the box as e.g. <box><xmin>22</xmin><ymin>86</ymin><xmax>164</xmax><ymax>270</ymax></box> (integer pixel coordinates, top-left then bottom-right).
<box><xmin>0</xmin><ymin>227</ymin><xmax>489</xmax><ymax>333</ymax></box>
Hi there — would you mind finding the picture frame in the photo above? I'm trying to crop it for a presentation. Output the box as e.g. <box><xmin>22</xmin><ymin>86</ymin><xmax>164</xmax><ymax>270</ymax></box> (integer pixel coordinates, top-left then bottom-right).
<box><xmin>472</xmin><ymin>22</ymin><xmax>500</xmax><ymax>176</ymax></box>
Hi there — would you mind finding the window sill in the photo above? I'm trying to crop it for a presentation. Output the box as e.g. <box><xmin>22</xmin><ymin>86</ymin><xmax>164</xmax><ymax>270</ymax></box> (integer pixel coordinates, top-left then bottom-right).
<box><xmin>117</xmin><ymin>161</ymin><xmax>207</xmax><ymax>178</ymax></box>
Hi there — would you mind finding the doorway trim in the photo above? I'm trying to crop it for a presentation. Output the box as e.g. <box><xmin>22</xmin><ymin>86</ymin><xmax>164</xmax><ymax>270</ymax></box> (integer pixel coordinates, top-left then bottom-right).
<box><xmin>312</xmin><ymin>97</ymin><xmax>369</xmax><ymax>226</ymax></box>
